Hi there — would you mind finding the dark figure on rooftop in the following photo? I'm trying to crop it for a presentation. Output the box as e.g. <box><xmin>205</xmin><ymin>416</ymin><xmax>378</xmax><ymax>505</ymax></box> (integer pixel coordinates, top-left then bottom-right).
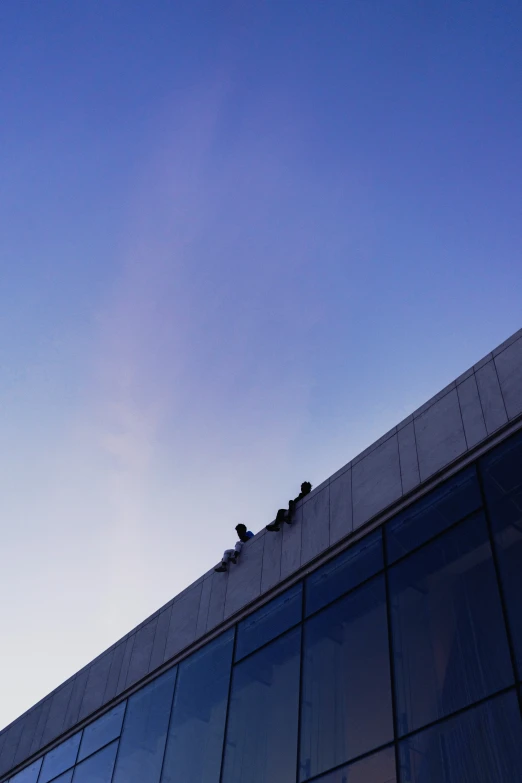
<box><xmin>266</xmin><ymin>482</ymin><xmax>312</xmax><ymax>532</ymax></box>
<box><xmin>215</xmin><ymin>523</ymin><xmax>254</xmax><ymax>572</ymax></box>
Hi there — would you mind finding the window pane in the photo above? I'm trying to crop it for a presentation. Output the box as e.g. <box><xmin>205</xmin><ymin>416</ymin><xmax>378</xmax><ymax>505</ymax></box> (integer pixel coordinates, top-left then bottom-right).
<box><xmin>222</xmin><ymin>628</ymin><xmax>300</xmax><ymax>783</ymax></box>
<box><xmin>386</xmin><ymin>466</ymin><xmax>481</xmax><ymax>563</ymax></box>
<box><xmin>40</xmin><ymin>734</ymin><xmax>81</xmax><ymax>783</ymax></box>
<box><xmin>112</xmin><ymin>668</ymin><xmax>177</xmax><ymax>783</ymax></box>
<box><xmin>73</xmin><ymin>741</ymin><xmax>118</xmax><ymax>783</ymax></box>
<box><xmin>306</xmin><ymin>530</ymin><xmax>383</xmax><ymax>617</ymax></box>
<box><xmin>236</xmin><ymin>584</ymin><xmax>302</xmax><ymax>661</ymax></box>
<box><xmin>300</xmin><ymin>576</ymin><xmax>393</xmax><ymax>781</ymax></box>
<box><xmin>161</xmin><ymin>630</ymin><xmax>234</xmax><ymax>783</ymax></box>
<box><xmin>399</xmin><ymin>691</ymin><xmax>522</xmax><ymax>783</ymax></box>
<box><xmin>9</xmin><ymin>758</ymin><xmax>42</xmax><ymax>783</ymax></box>
<box><xmin>481</xmin><ymin>430</ymin><xmax>522</xmax><ymax>673</ymax></box>
<box><xmin>49</xmin><ymin>772</ymin><xmax>73</xmax><ymax>783</ymax></box>
<box><xmin>389</xmin><ymin>513</ymin><xmax>513</xmax><ymax>736</ymax></box>
<box><xmin>313</xmin><ymin>746</ymin><xmax>396</xmax><ymax>783</ymax></box>
<box><xmin>78</xmin><ymin>702</ymin><xmax>126</xmax><ymax>761</ymax></box>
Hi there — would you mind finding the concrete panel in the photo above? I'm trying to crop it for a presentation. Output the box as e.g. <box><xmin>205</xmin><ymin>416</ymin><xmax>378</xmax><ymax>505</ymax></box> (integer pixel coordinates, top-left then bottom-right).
<box><xmin>475</xmin><ymin>360</ymin><xmax>508</xmax><ymax>433</ymax></box>
<box><xmin>492</xmin><ymin>327</ymin><xmax>522</xmax><ymax>357</ymax></box>
<box><xmin>29</xmin><ymin>698</ymin><xmax>52</xmax><ymax>756</ymax></box>
<box><xmin>352</xmin><ymin>436</ymin><xmax>402</xmax><ymax>528</ymax></box>
<box><xmin>206</xmin><ymin>570</ymin><xmax>227</xmax><ymax>632</ymax></box>
<box><xmin>0</xmin><ymin>719</ymin><xmax>23</xmax><ymax>777</ymax></box>
<box><xmin>41</xmin><ymin>679</ymin><xmax>75</xmax><ymax>746</ymax></box>
<box><xmin>12</xmin><ymin>705</ymin><xmax>41</xmax><ymax>768</ymax></box>
<box><xmin>103</xmin><ymin>640</ymin><xmax>126</xmax><ymax>703</ymax></box>
<box><xmin>415</xmin><ymin>390</ymin><xmax>467</xmax><ymax>481</ymax></box>
<box><xmin>398</xmin><ymin>422</ymin><xmax>421</xmax><ymax>494</ymax></box>
<box><xmin>280</xmin><ymin>506</ymin><xmax>302</xmax><ymax>580</ymax></box>
<box><xmin>301</xmin><ymin>487</ymin><xmax>330</xmax><ymax>566</ymax></box>
<box><xmin>329</xmin><ymin>468</ymin><xmax>353</xmax><ymax>545</ymax></box>
<box><xmin>196</xmin><ymin>575</ymin><xmax>213</xmax><ymax>637</ymax></box>
<box><xmin>224</xmin><ymin>535</ymin><xmax>264</xmax><ymax>619</ymax></box>
<box><xmin>125</xmin><ymin>618</ymin><xmax>157</xmax><ymax>689</ymax></box>
<box><xmin>163</xmin><ymin>583</ymin><xmax>202</xmax><ymax>661</ymax></box>
<box><xmin>62</xmin><ymin>668</ymin><xmax>89</xmax><ymax>733</ymax></box>
<box><xmin>457</xmin><ymin>375</ymin><xmax>487</xmax><ymax>448</ymax></box>
<box><xmin>78</xmin><ymin>651</ymin><xmax>113</xmax><ymax>722</ymax></box>
<box><xmin>149</xmin><ymin>606</ymin><xmax>172</xmax><ymax>672</ymax></box>
<box><xmin>413</xmin><ymin>382</ymin><xmax>456</xmax><ymax>419</ymax></box>
<box><xmin>260</xmin><ymin>528</ymin><xmax>282</xmax><ymax>592</ymax></box>
<box><xmin>495</xmin><ymin>337</ymin><xmax>522</xmax><ymax>420</ymax></box>
<box><xmin>115</xmin><ymin>635</ymin><xmax>135</xmax><ymax>697</ymax></box>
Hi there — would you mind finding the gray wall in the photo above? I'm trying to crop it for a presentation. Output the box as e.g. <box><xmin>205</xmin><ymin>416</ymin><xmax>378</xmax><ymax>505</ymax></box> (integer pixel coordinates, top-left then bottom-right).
<box><xmin>1</xmin><ymin>327</ymin><xmax>521</xmax><ymax>780</ymax></box>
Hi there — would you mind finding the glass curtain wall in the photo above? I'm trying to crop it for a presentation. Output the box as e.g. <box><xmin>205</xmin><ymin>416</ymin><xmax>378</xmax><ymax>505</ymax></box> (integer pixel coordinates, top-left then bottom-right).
<box><xmin>6</xmin><ymin>429</ymin><xmax>522</xmax><ymax>783</ymax></box>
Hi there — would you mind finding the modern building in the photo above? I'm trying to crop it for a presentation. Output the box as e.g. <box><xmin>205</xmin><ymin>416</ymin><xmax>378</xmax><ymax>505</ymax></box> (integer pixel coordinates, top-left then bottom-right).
<box><xmin>1</xmin><ymin>328</ymin><xmax>522</xmax><ymax>783</ymax></box>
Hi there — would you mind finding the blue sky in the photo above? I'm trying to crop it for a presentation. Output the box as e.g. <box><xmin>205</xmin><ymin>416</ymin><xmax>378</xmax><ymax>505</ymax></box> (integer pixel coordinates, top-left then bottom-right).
<box><xmin>1</xmin><ymin>0</ymin><xmax>521</xmax><ymax>729</ymax></box>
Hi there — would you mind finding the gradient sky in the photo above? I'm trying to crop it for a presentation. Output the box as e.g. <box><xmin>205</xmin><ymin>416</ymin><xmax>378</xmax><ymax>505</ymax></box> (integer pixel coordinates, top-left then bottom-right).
<box><xmin>1</xmin><ymin>0</ymin><xmax>521</xmax><ymax>730</ymax></box>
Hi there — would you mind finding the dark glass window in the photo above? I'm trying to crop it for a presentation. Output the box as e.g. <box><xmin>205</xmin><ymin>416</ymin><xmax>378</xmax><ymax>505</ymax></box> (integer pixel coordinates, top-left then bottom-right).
<box><xmin>8</xmin><ymin>758</ymin><xmax>42</xmax><ymax>783</ymax></box>
<box><xmin>389</xmin><ymin>513</ymin><xmax>513</xmax><ymax>736</ymax></box>
<box><xmin>313</xmin><ymin>746</ymin><xmax>396</xmax><ymax>783</ymax></box>
<box><xmin>222</xmin><ymin>627</ymin><xmax>301</xmax><ymax>783</ymax></box>
<box><xmin>399</xmin><ymin>691</ymin><xmax>522</xmax><ymax>783</ymax></box>
<box><xmin>386</xmin><ymin>466</ymin><xmax>481</xmax><ymax>563</ymax></box>
<box><xmin>481</xmin><ymin>430</ymin><xmax>522</xmax><ymax>674</ymax></box>
<box><xmin>306</xmin><ymin>529</ymin><xmax>383</xmax><ymax>617</ymax></box>
<box><xmin>112</xmin><ymin>668</ymin><xmax>177</xmax><ymax>783</ymax></box>
<box><xmin>236</xmin><ymin>583</ymin><xmax>302</xmax><ymax>661</ymax></box>
<box><xmin>72</xmin><ymin>741</ymin><xmax>118</xmax><ymax>783</ymax></box>
<box><xmin>40</xmin><ymin>733</ymin><xmax>81</xmax><ymax>783</ymax></box>
<box><xmin>300</xmin><ymin>576</ymin><xmax>393</xmax><ymax>781</ymax></box>
<box><xmin>161</xmin><ymin>630</ymin><xmax>234</xmax><ymax>783</ymax></box>
<box><xmin>78</xmin><ymin>701</ymin><xmax>126</xmax><ymax>761</ymax></box>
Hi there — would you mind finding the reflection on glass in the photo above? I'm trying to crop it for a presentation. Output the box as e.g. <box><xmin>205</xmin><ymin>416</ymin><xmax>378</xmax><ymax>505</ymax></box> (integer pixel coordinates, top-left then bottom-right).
<box><xmin>399</xmin><ymin>691</ymin><xmax>522</xmax><ymax>782</ymax></box>
<box><xmin>481</xmin><ymin>429</ymin><xmax>522</xmax><ymax>674</ymax></box>
<box><xmin>78</xmin><ymin>701</ymin><xmax>125</xmax><ymax>761</ymax></box>
<box><xmin>236</xmin><ymin>584</ymin><xmax>302</xmax><ymax>661</ymax></box>
<box><xmin>301</xmin><ymin>576</ymin><xmax>393</xmax><ymax>781</ymax></box>
<box><xmin>39</xmin><ymin>733</ymin><xmax>81</xmax><ymax>783</ymax></box>
<box><xmin>389</xmin><ymin>513</ymin><xmax>513</xmax><ymax>736</ymax></box>
<box><xmin>386</xmin><ymin>466</ymin><xmax>481</xmax><ymax>563</ymax></box>
<box><xmin>161</xmin><ymin>630</ymin><xmax>234</xmax><ymax>783</ymax></box>
<box><xmin>313</xmin><ymin>746</ymin><xmax>396</xmax><ymax>783</ymax></box>
<box><xmin>306</xmin><ymin>530</ymin><xmax>383</xmax><ymax>617</ymax></box>
<box><xmin>72</xmin><ymin>740</ymin><xmax>118</xmax><ymax>783</ymax></box>
<box><xmin>222</xmin><ymin>628</ymin><xmax>300</xmax><ymax>783</ymax></box>
<box><xmin>112</xmin><ymin>668</ymin><xmax>177</xmax><ymax>783</ymax></box>
<box><xmin>48</xmin><ymin>771</ymin><xmax>73</xmax><ymax>783</ymax></box>
<box><xmin>8</xmin><ymin>758</ymin><xmax>42</xmax><ymax>783</ymax></box>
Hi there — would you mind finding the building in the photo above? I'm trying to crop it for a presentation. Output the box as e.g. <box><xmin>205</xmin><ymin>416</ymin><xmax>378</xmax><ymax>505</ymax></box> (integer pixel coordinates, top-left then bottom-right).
<box><xmin>1</xmin><ymin>327</ymin><xmax>522</xmax><ymax>783</ymax></box>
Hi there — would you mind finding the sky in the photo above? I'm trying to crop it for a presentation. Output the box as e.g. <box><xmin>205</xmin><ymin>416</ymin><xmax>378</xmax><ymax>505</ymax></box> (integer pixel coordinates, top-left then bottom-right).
<box><xmin>0</xmin><ymin>0</ymin><xmax>521</xmax><ymax>730</ymax></box>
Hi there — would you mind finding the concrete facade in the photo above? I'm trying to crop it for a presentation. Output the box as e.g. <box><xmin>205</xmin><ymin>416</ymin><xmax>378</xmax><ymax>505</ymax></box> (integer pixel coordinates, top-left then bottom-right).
<box><xmin>1</xmin><ymin>326</ymin><xmax>522</xmax><ymax>781</ymax></box>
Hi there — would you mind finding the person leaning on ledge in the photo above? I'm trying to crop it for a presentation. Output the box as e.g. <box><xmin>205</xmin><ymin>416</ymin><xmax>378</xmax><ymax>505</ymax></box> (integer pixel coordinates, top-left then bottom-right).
<box><xmin>266</xmin><ymin>481</ymin><xmax>312</xmax><ymax>532</ymax></box>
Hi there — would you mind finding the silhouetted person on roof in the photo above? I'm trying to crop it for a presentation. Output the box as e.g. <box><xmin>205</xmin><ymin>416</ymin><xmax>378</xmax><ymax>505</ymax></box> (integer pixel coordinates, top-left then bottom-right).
<box><xmin>215</xmin><ymin>524</ymin><xmax>254</xmax><ymax>572</ymax></box>
<box><xmin>266</xmin><ymin>482</ymin><xmax>312</xmax><ymax>532</ymax></box>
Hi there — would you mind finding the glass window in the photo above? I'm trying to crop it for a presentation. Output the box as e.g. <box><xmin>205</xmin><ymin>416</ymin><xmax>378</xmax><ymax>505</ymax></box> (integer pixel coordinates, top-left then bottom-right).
<box><xmin>112</xmin><ymin>668</ymin><xmax>177</xmax><ymax>783</ymax></box>
<box><xmin>9</xmin><ymin>758</ymin><xmax>42</xmax><ymax>783</ymax></box>
<box><xmin>306</xmin><ymin>529</ymin><xmax>383</xmax><ymax>617</ymax></box>
<box><xmin>72</xmin><ymin>740</ymin><xmax>118</xmax><ymax>783</ymax></box>
<box><xmin>481</xmin><ymin>430</ymin><xmax>522</xmax><ymax>674</ymax></box>
<box><xmin>300</xmin><ymin>576</ymin><xmax>393</xmax><ymax>781</ymax></box>
<box><xmin>389</xmin><ymin>513</ymin><xmax>513</xmax><ymax>736</ymax></box>
<box><xmin>386</xmin><ymin>466</ymin><xmax>481</xmax><ymax>563</ymax></box>
<box><xmin>40</xmin><ymin>733</ymin><xmax>82</xmax><ymax>783</ymax></box>
<box><xmin>78</xmin><ymin>701</ymin><xmax>126</xmax><ymax>761</ymax></box>
<box><xmin>236</xmin><ymin>584</ymin><xmax>302</xmax><ymax>661</ymax></box>
<box><xmin>222</xmin><ymin>628</ymin><xmax>301</xmax><ymax>783</ymax></box>
<box><xmin>161</xmin><ymin>630</ymin><xmax>234</xmax><ymax>783</ymax></box>
<box><xmin>313</xmin><ymin>746</ymin><xmax>396</xmax><ymax>783</ymax></box>
<box><xmin>399</xmin><ymin>690</ymin><xmax>522</xmax><ymax>782</ymax></box>
<box><xmin>48</xmin><ymin>772</ymin><xmax>73</xmax><ymax>783</ymax></box>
